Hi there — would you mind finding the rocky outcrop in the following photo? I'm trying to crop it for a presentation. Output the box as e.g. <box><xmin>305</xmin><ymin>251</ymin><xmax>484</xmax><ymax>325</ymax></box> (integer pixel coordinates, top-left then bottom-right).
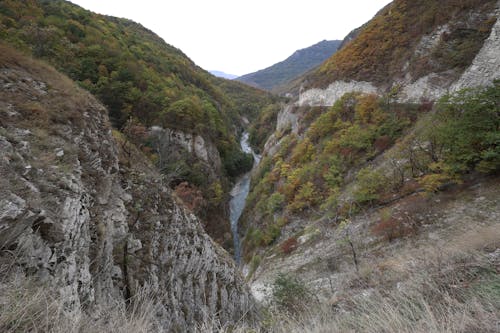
<box><xmin>149</xmin><ymin>126</ymin><xmax>222</xmax><ymax>172</ymax></box>
<box><xmin>397</xmin><ymin>71</ymin><xmax>456</xmax><ymax>102</ymax></box>
<box><xmin>296</xmin><ymin>2</ymin><xmax>499</xmax><ymax>106</ymax></box>
<box><xmin>0</xmin><ymin>44</ymin><xmax>253</xmax><ymax>331</ymax></box>
<box><xmin>298</xmin><ymin>81</ymin><xmax>378</xmax><ymax>107</ymax></box>
<box><xmin>452</xmin><ymin>6</ymin><xmax>500</xmax><ymax>91</ymax></box>
<box><xmin>276</xmin><ymin>105</ymin><xmax>299</xmax><ymax>134</ymax></box>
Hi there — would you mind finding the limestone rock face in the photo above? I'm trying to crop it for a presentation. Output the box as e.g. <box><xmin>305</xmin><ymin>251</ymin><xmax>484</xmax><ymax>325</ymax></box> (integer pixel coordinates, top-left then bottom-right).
<box><xmin>276</xmin><ymin>105</ymin><xmax>299</xmax><ymax>134</ymax></box>
<box><xmin>452</xmin><ymin>6</ymin><xmax>500</xmax><ymax>91</ymax></box>
<box><xmin>0</xmin><ymin>45</ymin><xmax>253</xmax><ymax>331</ymax></box>
<box><xmin>295</xmin><ymin>3</ymin><xmax>499</xmax><ymax>106</ymax></box>
<box><xmin>149</xmin><ymin>126</ymin><xmax>222</xmax><ymax>172</ymax></box>
<box><xmin>298</xmin><ymin>81</ymin><xmax>379</xmax><ymax>107</ymax></box>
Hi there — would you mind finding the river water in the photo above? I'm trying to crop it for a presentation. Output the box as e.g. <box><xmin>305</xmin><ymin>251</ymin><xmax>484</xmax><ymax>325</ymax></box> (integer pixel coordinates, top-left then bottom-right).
<box><xmin>229</xmin><ymin>132</ymin><xmax>260</xmax><ymax>265</ymax></box>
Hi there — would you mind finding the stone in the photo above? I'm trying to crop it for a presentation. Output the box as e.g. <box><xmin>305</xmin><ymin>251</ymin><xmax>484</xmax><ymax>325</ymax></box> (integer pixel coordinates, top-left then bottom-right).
<box><xmin>0</xmin><ymin>48</ymin><xmax>254</xmax><ymax>332</ymax></box>
<box><xmin>298</xmin><ymin>81</ymin><xmax>379</xmax><ymax>107</ymax></box>
<box><xmin>451</xmin><ymin>6</ymin><xmax>500</xmax><ymax>91</ymax></box>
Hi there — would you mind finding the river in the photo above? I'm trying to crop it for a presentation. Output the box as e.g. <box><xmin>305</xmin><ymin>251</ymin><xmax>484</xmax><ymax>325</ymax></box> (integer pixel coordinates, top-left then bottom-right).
<box><xmin>229</xmin><ymin>132</ymin><xmax>260</xmax><ymax>265</ymax></box>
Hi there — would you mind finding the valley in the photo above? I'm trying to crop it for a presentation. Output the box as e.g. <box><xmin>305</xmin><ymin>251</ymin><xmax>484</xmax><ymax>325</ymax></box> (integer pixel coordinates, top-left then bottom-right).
<box><xmin>0</xmin><ymin>0</ymin><xmax>499</xmax><ymax>332</ymax></box>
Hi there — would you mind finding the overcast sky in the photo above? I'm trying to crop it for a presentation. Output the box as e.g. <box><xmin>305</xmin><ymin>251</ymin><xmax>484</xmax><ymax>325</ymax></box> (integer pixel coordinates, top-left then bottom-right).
<box><xmin>70</xmin><ymin>0</ymin><xmax>392</xmax><ymax>76</ymax></box>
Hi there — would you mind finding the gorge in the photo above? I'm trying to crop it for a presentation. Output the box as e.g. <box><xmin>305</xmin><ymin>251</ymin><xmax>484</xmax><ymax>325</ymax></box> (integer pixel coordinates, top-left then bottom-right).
<box><xmin>0</xmin><ymin>0</ymin><xmax>499</xmax><ymax>332</ymax></box>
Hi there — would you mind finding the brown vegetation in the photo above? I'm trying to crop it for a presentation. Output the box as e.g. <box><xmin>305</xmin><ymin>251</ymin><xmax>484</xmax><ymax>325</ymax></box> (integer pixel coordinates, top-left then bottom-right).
<box><xmin>308</xmin><ymin>0</ymin><xmax>496</xmax><ymax>88</ymax></box>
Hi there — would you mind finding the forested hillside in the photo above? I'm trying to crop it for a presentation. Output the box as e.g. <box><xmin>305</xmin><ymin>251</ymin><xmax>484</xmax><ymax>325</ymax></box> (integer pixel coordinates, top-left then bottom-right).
<box><xmin>0</xmin><ymin>0</ymin><xmax>279</xmax><ymax>245</ymax></box>
<box><xmin>240</xmin><ymin>0</ymin><xmax>499</xmax><ymax>303</ymax></box>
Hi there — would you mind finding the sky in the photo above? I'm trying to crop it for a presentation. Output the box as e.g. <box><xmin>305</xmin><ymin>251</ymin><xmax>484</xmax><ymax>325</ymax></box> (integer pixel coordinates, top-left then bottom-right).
<box><xmin>69</xmin><ymin>0</ymin><xmax>393</xmax><ymax>76</ymax></box>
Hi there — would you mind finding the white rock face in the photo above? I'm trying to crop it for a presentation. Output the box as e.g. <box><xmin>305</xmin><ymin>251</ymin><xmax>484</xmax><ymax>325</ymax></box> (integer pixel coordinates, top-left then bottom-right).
<box><xmin>298</xmin><ymin>81</ymin><xmax>379</xmax><ymax>107</ymax></box>
<box><xmin>398</xmin><ymin>72</ymin><xmax>454</xmax><ymax>102</ymax></box>
<box><xmin>277</xmin><ymin>104</ymin><xmax>299</xmax><ymax>133</ymax></box>
<box><xmin>451</xmin><ymin>9</ymin><xmax>500</xmax><ymax>91</ymax></box>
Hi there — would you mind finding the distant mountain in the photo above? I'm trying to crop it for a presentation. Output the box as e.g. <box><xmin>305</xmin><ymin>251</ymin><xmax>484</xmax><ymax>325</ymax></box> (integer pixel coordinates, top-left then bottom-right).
<box><xmin>236</xmin><ymin>39</ymin><xmax>342</xmax><ymax>91</ymax></box>
<box><xmin>210</xmin><ymin>70</ymin><xmax>238</xmax><ymax>79</ymax></box>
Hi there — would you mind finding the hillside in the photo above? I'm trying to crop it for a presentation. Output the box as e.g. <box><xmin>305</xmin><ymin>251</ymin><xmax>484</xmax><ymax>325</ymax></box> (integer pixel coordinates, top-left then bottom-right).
<box><xmin>298</xmin><ymin>0</ymin><xmax>498</xmax><ymax>101</ymax></box>
<box><xmin>0</xmin><ymin>43</ymin><xmax>254</xmax><ymax>332</ymax></box>
<box><xmin>237</xmin><ymin>40</ymin><xmax>341</xmax><ymax>92</ymax></box>
<box><xmin>238</xmin><ymin>0</ymin><xmax>500</xmax><ymax>330</ymax></box>
<box><xmin>0</xmin><ymin>0</ymin><xmax>279</xmax><ymax>245</ymax></box>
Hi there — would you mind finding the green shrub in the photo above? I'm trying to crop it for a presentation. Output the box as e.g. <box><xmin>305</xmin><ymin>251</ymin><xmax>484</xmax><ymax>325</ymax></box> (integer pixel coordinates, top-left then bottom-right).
<box><xmin>270</xmin><ymin>273</ymin><xmax>312</xmax><ymax>313</ymax></box>
<box><xmin>223</xmin><ymin>149</ymin><xmax>254</xmax><ymax>178</ymax></box>
<box><xmin>430</xmin><ymin>82</ymin><xmax>500</xmax><ymax>174</ymax></box>
<box><xmin>262</xmin><ymin>223</ymin><xmax>281</xmax><ymax>246</ymax></box>
<box><xmin>246</xmin><ymin>254</ymin><xmax>262</xmax><ymax>280</ymax></box>
<box><xmin>287</xmin><ymin>181</ymin><xmax>318</xmax><ymax>212</ymax></box>
<box><xmin>267</xmin><ymin>192</ymin><xmax>285</xmax><ymax>214</ymax></box>
<box><xmin>353</xmin><ymin>167</ymin><xmax>388</xmax><ymax>204</ymax></box>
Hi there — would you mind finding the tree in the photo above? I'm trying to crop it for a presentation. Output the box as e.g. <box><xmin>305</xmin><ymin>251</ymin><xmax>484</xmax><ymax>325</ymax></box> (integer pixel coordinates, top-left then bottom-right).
<box><xmin>269</xmin><ymin>273</ymin><xmax>312</xmax><ymax>313</ymax></box>
<box><xmin>338</xmin><ymin>218</ymin><xmax>359</xmax><ymax>273</ymax></box>
<box><xmin>430</xmin><ymin>82</ymin><xmax>500</xmax><ymax>174</ymax></box>
<box><xmin>353</xmin><ymin>167</ymin><xmax>388</xmax><ymax>204</ymax></box>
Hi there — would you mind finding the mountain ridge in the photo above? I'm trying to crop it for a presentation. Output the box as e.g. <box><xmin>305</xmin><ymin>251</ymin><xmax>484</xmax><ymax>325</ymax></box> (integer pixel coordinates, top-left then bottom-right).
<box><xmin>210</xmin><ymin>70</ymin><xmax>239</xmax><ymax>79</ymax></box>
<box><xmin>237</xmin><ymin>39</ymin><xmax>342</xmax><ymax>92</ymax></box>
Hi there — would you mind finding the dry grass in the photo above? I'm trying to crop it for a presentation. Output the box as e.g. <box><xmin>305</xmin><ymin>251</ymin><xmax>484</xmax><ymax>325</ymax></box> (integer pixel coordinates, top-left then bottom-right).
<box><xmin>201</xmin><ymin>245</ymin><xmax>499</xmax><ymax>333</ymax></box>
<box><xmin>0</xmin><ymin>271</ymin><xmax>161</xmax><ymax>333</ymax></box>
<box><xmin>1</xmin><ymin>242</ymin><xmax>497</xmax><ymax>332</ymax></box>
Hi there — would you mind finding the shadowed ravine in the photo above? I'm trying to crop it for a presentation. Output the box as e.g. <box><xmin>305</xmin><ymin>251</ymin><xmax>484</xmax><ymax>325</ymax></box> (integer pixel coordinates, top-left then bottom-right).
<box><xmin>229</xmin><ymin>132</ymin><xmax>261</xmax><ymax>265</ymax></box>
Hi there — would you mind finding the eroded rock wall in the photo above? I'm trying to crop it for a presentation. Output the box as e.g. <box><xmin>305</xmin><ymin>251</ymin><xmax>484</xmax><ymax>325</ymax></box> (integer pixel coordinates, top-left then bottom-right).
<box><xmin>0</xmin><ymin>45</ymin><xmax>253</xmax><ymax>331</ymax></box>
<box><xmin>452</xmin><ymin>5</ymin><xmax>500</xmax><ymax>91</ymax></box>
<box><xmin>298</xmin><ymin>81</ymin><xmax>378</xmax><ymax>107</ymax></box>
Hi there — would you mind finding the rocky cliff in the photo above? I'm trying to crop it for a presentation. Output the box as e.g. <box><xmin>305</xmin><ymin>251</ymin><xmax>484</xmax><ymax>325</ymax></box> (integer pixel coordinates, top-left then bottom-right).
<box><xmin>0</xmin><ymin>44</ymin><xmax>253</xmax><ymax>331</ymax></box>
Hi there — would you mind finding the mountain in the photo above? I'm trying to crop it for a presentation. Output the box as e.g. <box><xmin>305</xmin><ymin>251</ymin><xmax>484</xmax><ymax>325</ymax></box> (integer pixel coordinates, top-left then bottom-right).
<box><xmin>0</xmin><ymin>0</ymin><xmax>279</xmax><ymax>246</ymax></box>
<box><xmin>210</xmin><ymin>70</ymin><xmax>239</xmax><ymax>79</ymax></box>
<box><xmin>0</xmin><ymin>43</ymin><xmax>254</xmax><ymax>331</ymax></box>
<box><xmin>1</xmin><ymin>0</ymin><xmax>499</xmax><ymax>331</ymax></box>
<box><xmin>239</xmin><ymin>0</ymin><xmax>500</xmax><ymax>330</ymax></box>
<box><xmin>236</xmin><ymin>39</ymin><xmax>342</xmax><ymax>91</ymax></box>
<box><xmin>300</xmin><ymin>0</ymin><xmax>499</xmax><ymax>99</ymax></box>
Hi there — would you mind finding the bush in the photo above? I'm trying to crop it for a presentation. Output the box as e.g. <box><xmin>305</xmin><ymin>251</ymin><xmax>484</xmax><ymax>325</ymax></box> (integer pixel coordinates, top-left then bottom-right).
<box><xmin>246</xmin><ymin>254</ymin><xmax>262</xmax><ymax>280</ymax></box>
<box><xmin>174</xmin><ymin>182</ymin><xmax>206</xmax><ymax>214</ymax></box>
<box><xmin>419</xmin><ymin>173</ymin><xmax>451</xmax><ymax>194</ymax></box>
<box><xmin>430</xmin><ymin>82</ymin><xmax>500</xmax><ymax>174</ymax></box>
<box><xmin>287</xmin><ymin>181</ymin><xmax>318</xmax><ymax>212</ymax></box>
<box><xmin>280</xmin><ymin>237</ymin><xmax>298</xmax><ymax>254</ymax></box>
<box><xmin>353</xmin><ymin>167</ymin><xmax>388</xmax><ymax>204</ymax></box>
<box><xmin>270</xmin><ymin>273</ymin><xmax>312</xmax><ymax>313</ymax></box>
<box><xmin>262</xmin><ymin>223</ymin><xmax>281</xmax><ymax>246</ymax></box>
<box><xmin>223</xmin><ymin>149</ymin><xmax>254</xmax><ymax>178</ymax></box>
<box><xmin>372</xmin><ymin>208</ymin><xmax>416</xmax><ymax>242</ymax></box>
<box><xmin>267</xmin><ymin>192</ymin><xmax>285</xmax><ymax>214</ymax></box>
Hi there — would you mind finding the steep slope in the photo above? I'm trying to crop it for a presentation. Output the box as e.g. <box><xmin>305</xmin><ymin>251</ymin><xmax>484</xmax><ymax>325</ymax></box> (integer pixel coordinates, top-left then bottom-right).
<box><xmin>237</xmin><ymin>40</ymin><xmax>341</xmax><ymax>91</ymax></box>
<box><xmin>297</xmin><ymin>0</ymin><xmax>498</xmax><ymax>104</ymax></box>
<box><xmin>239</xmin><ymin>0</ymin><xmax>500</xmax><ymax>319</ymax></box>
<box><xmin>0</xmin><ymin>0</ymin><xmax>278</xmax><ymax>245</ymax></box>
<box><xmin>0</xmin><ymin>44</ymin><xmax>254</xmax><ymax>332</ymax></box>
